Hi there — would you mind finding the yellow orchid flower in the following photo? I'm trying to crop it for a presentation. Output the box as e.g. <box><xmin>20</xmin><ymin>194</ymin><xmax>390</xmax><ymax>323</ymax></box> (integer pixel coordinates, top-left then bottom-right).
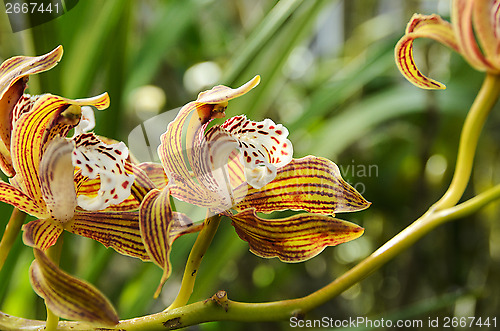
<box><xmin>139</xmin><ymin>76</ymin><xmax>371</xmax><ymax>296</ymax></box>
<box><xmin>0</xmin><ymin>47</ymin><xmax>144</xmax><ymax>325</ymax></box>
<box><xmin>395</xmin><ymin>0</ymin><xmax>500</xmax><ymax>89</ymax></box>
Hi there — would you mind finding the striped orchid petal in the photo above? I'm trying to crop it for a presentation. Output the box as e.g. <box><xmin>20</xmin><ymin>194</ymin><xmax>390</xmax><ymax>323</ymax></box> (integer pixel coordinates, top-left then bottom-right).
<box><xmin>395</xmin><ymin>14</ymin><xmax>459</xmax><ymax>89</ymax></box>
<box><xmin>11</xmin><ymin>93</ymin><xmax>109</xmax><ymax>210</ymax></box>
<box><xmin>234</xmin><ymin>156</ymin><xmax>371</xmax><ymax>215</ymax></box>
<box><xmin>29</xmin><ymin>249</ymin><xmax>119</xmax><ymax>326</ymax></box>
<box><xmin>230</xmin><ymin>209</ymin><xmax>364</xmax><ymax>262</ymax></box>
<box><xmin>72</xmin><ymin>133</ymin><xmax>134</xmax><ymax>211</ymax></box>
<box><xmin>159</xmin><ymin>76</ymin><xmax>260</xmax><ymax>209</ymax></box>
<box><xmin>126</xmin><ymin>161</ymin><xmax>158</xmax><ymax>203</ymax></box>
<box><xmin>139</xmin><ymin>189</ymin><xmax>201</xmax><ymax>297</ymax></box>
<box><xmin>0</xmin><ymin>46</ymin><xmax>63</xmax><ymax>176</ymax></box>
<box><xmin>22</xmin><ymin>219</ymin><xmax>62</xmax><ymax>251</ymax></box>
<box><xmin>135</xmin><ymin>162</ymin><xmax>168</xmax><ymax>190</ymax></box>
<box><xmin>472</xmin><ymin>0</ymin><xmax>500</xmax><ymax>71</ymax></box>
<box><xmin>40</xmin><ymin>137</ymin><xmax>77</xmax><ymax>223</ymax></box>
<box><xmin>0</xmin><ymin>181</ymin><xmax>48</xmax><ymax>218</ymax></box>
<box><xmin>65</xmin><ymin>210</ymin><xmax>150</xmax><ymax>261</ymax></box>
<box><xmin>453</xmin><ymin>0</ymin><xmax>496</xmax><ymax>72</ymax></box>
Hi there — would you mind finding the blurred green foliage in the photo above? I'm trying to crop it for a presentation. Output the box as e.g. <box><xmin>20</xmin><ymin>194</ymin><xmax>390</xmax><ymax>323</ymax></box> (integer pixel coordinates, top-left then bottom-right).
<box><xmin>0</xmin><ymin>0</ymin><xmax>499</xmax><ymax>330</ymax></box>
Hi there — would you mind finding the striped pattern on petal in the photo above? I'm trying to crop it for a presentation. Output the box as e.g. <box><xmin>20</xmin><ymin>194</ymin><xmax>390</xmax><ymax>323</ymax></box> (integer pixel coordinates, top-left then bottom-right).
<box><xmin>65</xmin><ymin>210</ymin><xmax>149</xmax><ymax>261</ymax></box>
<box><xmin>0</xmin><ymin>46</ymin><xmax>63</xmax><ymax>101</ymax></box>
<box><xmin>22</xmin><ymin>219</ymin><xmax>63</xmax><ymax>251</ymax></box>
<box><xmin>453</xmin><ymin>0</ymin><xmax>494</xmax><ymax>72</ymax></box>
<box><xmin>230</xmin><ymin>209</ymin><xmax>364</xmax><ymax>262</ymax></box>
<box><xmin>472</xmin><ymin>0</ymin><xmax>500</xmax><ymax>71</ymax></box>
<box><xmin>29</xmin><ymin>249</ymin><xmax>119</xmax><ymax>326</ymax></box>
<box><xmin>0</xmin><ymin>181</ymin><xmax>48</xmax><ymax>218</ymax></box>
<box><xmin>235</xmin><ymin>156</ymin><xmax>371</xmax><ymax>215</ymax></box>
<box><xmin>159</xmin><ymin>76</ymin><xmax>260</xmax><ymax>209</ymax></box>
<box><xmin>395</xmin><ymin>14</ymin><xmax>459</xmax><ymax>89</ymax></box>
<box><xmin>0</xmin><ymin>46</ymin><xmax>63</xmax><ymax>148</ymax></box>
<box><xmin>139</xmin><ymin>188</ymin><xmax>199</xmax><ymax>297</ymax></box>
<box><xmin>139</xmin><ymin>189</ymin><xmax>174</xmax><ymax>298</ymax></box>
<box><xmin>40</xmin><ymin>137</ymin><xmax>77</xmax><ymax>223</ymax></box>
<box><xmin>136</xmin><ymin>162</ymin><xmax>168</xmax><ymax>189</ymax></box>
<box><xmin>11</xmin><ymin>93</ymin><xmax>109</xmax><ymax>208</ymax></box>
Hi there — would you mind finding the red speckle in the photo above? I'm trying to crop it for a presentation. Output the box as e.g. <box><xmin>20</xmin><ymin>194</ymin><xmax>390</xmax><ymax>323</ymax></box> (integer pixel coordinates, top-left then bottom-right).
<box><xmin>283</xmin><ymin>143</ymin><xmax>287</xmax><ymax>148</ymax></box>
<box><xmin>86</xmin><ymin>164</ymin><xmax>93</xmax><ymax>172</ymax></box>
<box><xmin>115</xmin><ymin>149</ymin><xmax>122</xmax><ymax>155</ymax></box>
<box><xmin>281</xmin><ymin>150</ymin><xmax>288</xmax><ymax>155</ymax></box>
<box><xmin>76</xmin><ymin>160</ymin><xmax>82</xmax><ymax>165</ymax></box>
<box><xmin>269</xmin><ymin>125</ymin><xmax>275</xmax><ymax>130</ymax></box>
<box><xmin>122</xmin><ymin>181</ymin><xmax>129</xmax><ymax>189</ymax></box>
<box><xmin>275</xmin><ymin>130</ymin><xmax>282</xmax><ymax>135</ymax></box>
<box><xmin>246</xmin><ymin>156</ymin><xmax>252</xmax><ymax>163</ymax></box>
<box><xmin>113</xmin><ymin>194</ymin><xmax>118</xmax><ymax>199</ymax></box>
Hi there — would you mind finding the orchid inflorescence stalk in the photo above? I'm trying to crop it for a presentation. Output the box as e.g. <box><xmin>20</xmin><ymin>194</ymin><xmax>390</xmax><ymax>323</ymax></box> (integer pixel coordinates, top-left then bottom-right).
<box><xmin>1</xmin><ymin>1</ymin><xmax>499</xmax><ymax>328</ymax></box>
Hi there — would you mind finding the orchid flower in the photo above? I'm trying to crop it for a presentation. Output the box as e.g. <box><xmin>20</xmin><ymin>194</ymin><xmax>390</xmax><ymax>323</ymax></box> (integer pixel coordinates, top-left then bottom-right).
<box><xmin>139</xmin><ymin>76</ymin><xmax>371</xmax><ymax>296</ymax></box>
<box><xmin>0</xmin><ymin>47</ymin><xmax>141</xmax><ymax>325</ymax></box>
<box><xmin>395</xmin><ymin>0</ymin><xmax>500</xmax><ymax>89</ymax></box>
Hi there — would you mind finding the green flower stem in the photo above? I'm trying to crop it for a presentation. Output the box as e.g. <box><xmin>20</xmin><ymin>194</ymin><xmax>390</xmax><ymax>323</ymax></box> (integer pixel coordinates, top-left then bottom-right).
<box><xmin>166</xmin><ymin>213</ymin><xmax>222</xmax><ymax>310</ymax></box>
<box><xmin>44</xmin><ymin>234</ymin><xmax>64</xmax><ymax>331</ymax></box>
<box><xmin>2</xmin><ymin>184</ymin><xmax>499</xmax><ymax>331</ymax></box>
<box><xmin>433</xmin><ymin>73</ymin><xmax>500</xmax><ymax>210</ymax></box>
<box><xmin>0</xmin><ymin>208</ymin><xmax>26</xmax><ymax>272</ymax></box>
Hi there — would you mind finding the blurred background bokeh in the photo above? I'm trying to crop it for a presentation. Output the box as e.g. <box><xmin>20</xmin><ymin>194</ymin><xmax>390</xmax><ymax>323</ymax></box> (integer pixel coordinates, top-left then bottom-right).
<box><xmin>1</xmin><ymin>0</ymin><xmax>499</xmax><ymax>330</ymax></box>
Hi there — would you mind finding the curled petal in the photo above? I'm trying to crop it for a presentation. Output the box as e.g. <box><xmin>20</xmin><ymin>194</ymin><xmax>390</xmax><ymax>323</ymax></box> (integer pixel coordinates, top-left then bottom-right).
<box><xmin>230</xmin><ymin>209</ymin><xmax>364</xmax><ymax>262</ymax></box>
<box><xmin>65</xmin><ymin>210</ymin><xmax>149</xmax><ymax>261</ymax></box>
<box><xmin>30</xmin><ymin>249</ymin><xmax>119</xmax><ymax>326</ymax></box>
<box><xmin>72</xmin><ymin>133</ymin><xmax>134</xmax><ymax>211</ymax></box>
<box><xmin>22</xmin><ymin>219</ymin><xmax>62</xmax><ymax>251</ymax></box>
<box><xmin>472</xmin><ymin>0</ymin><xmax>500</xmax><ymax>71</ymax></box>
<box><xmin>0</xmin><ymin>46</ymin><xmax>63</xmax><ymax>102</ymax></box>
<box><xmin>139</xmin><ymin>189</ymin><xmax>173</xmax><ymax>298</ymax></box>
<box><xmin>221</xmin><ymin>115</ymin><xmax>293</xmax><ymax>189</ymax></box>
<box><xmin>235</xmin><ymin>156</ymin><xmax>371</xmax><ymax>215</ymax></box>
<box><xmin>40</xmin><ymin>137</ymin><xmax>77</xmax><ymax>223</ymax></box>
<box><xmin>0</xmin><ymin>46</ymin><xmax>63</xmax><ymax>176</ymax></box>
<box><xmin>160</xmin><ymin>77</ymin><xmax>260</xmax><ymax>209</ymax></box>
<box><xmin>139</xmin><ymin>189</ymin><xmax>200</xmax><ymax>297</ymax></box>
<box><xmin>453</xmin><ymin>0</ymin><xmax>495</xmax><ymax>72</ymax></box>
<box><xmin>0</xmin><ymin>181</ymin><xmax>48</xmax><ymax>218</ymax></box>
<box><xmin>73</xmin><ymin>106</ymin><xmax>96</xmax><ymax>136</ymax></box>
<box><xmin>11</xmin><ymin>93</ymin><xmax>109</xmax><ymax>208</ymax></box>
<box><xmin>395</xmin><ymin>14</ymin><xmax>459</xmax><ymax>89</ymax></box>
<box><xmin>195</xmin><ymin>75</ymin><xmax>261</xmax><ymax>123</ymax></box>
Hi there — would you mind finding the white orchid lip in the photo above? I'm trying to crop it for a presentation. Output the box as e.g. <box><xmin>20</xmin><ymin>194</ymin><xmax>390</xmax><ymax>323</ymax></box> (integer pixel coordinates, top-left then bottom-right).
<box><xmin>72</xmin><ymin>132</ymin><xmax>134</xmax><ymax>211</ymax></box>
<box><xmin>220</xmin><ymin>115</ymin><xmax>293</xmax><ymax>189</ymax></box>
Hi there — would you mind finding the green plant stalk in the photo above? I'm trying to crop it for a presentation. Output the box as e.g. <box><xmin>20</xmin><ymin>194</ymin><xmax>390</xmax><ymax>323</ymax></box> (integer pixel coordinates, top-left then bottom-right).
<box><xmin>433</xmin><ymin>73</ymin><xmax>500</xmax><ymax>210</ymax></box>
<box><xmin>166</xmin><ymin>213</ymin><xmax>222</xmax><ymax>310</ymax></box>
<box><xmin>44</xmin><ymin>234</ymin><xmax>64</xmax><ymax>331</ymax></box>
<box><xmin>0</xmin><ymin>208</ymin><xmax>26</xmax><ymax>272</ymax></box>
<box><xmin>2</xmin><ymin>184</ymin><xmax>499</xmax><ymax>331</ymax></box>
